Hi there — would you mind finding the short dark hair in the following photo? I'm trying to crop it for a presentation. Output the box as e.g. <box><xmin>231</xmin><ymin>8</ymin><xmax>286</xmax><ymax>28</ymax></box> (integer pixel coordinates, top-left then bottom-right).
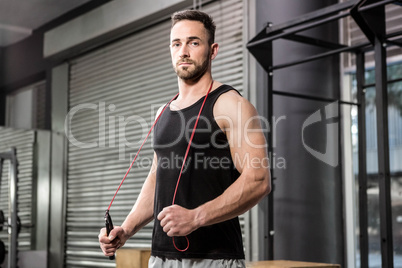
<box><xmin>171</xmin><ymin>10</ymin><xmax>216</xmax><ymax>45</ymax></box>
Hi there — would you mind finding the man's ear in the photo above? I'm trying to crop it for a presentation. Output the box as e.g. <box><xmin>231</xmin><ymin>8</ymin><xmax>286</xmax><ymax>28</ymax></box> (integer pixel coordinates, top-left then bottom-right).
<box><xmin>210</xmin><ymin>43</ymin><xmax>219</xmax><ymax>60</ymax></box>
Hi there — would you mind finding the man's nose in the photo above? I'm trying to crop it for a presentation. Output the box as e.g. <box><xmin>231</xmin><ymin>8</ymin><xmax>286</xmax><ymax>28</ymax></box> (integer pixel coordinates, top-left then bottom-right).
<box><xmin>179</xmin><ymin>44</ymin><xmax>189</xmax><ymax>58</ymax></box>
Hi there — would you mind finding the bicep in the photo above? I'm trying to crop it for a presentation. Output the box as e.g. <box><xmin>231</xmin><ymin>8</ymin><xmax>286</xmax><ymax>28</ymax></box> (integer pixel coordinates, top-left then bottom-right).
<box><xmin>143</xmin><ymin>152</ymin><xmax>158</xmax><ymax>189</ymax></box>
<box><xmin>225</xmin><ymin>100</ymin><xmax>269</xmax><ymax>174</ymax></box>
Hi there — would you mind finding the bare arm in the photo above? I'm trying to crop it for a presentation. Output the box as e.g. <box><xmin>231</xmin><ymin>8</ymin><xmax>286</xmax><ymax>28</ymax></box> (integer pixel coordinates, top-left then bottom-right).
<box><xmin>158</xmin><ymin>92</ymin><xmax>271</xmax><ymax>237</ymax></box>
<box><xmin>99</xmin><ymin>152</ymin><xmax>157</xmax><ymax>256</ymax></box>
<box><xmin>195</xmin><ymin>94</ymin><xmax>271</xmax><ymax>225</ymax></box>
<box><xmin>121</xmin><ymin>152</ymin><xmax>157</xmax><ymax>235</ymax></box>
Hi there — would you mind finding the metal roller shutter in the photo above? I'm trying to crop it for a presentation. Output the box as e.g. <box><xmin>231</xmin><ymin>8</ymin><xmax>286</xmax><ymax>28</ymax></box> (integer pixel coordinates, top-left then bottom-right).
<box><xmin>0</xmin><ymin>127</ymin><xmax>35</xmax><ymax>252</ymax></box>
<box><xmin>66</xmin><ymin>0</ymin><xmax>244</xmax><ymax>266</ymax></box>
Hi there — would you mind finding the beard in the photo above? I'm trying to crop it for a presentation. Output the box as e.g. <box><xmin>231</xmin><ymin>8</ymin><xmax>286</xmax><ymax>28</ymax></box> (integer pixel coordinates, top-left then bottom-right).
<box><xmin>174</xmin><ymin>54</ymin><xmax>210</xmax><ymax>81</ymax></box>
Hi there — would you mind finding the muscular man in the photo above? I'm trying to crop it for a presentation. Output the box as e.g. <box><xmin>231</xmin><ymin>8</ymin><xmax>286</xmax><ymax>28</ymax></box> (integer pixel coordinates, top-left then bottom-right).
<box><xmin>99</xmin><ymin>10</ymin><xmax>271</xmax><ymax>267</ymax></box>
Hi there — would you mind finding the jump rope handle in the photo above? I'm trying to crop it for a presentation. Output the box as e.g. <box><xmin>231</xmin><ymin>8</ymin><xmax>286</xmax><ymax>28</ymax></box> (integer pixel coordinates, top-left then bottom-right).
<box><xmin>104</xmin><ymin>210</ymin><xmax>115</xmax><ymax>260</ymax></box>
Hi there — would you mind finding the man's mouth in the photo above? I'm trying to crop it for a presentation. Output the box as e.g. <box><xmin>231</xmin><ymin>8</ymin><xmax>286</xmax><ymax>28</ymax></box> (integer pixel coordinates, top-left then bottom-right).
<box><xmin>178</xmin><ymin>60</ymin><xmax>193</xmax><ymax>66</ymax></box>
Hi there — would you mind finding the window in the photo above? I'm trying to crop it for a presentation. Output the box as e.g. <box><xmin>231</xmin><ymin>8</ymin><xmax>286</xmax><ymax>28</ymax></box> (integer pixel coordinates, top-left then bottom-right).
<box><xmin>347</xmin><ymin>61</ymin><xmax>402</xmax><ymax>268</ymax></box>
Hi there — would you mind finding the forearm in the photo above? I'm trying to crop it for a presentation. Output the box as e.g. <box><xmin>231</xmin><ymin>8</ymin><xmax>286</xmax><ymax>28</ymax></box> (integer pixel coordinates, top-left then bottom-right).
<box><xmin>99</xmin><ymin>176</ymin><xmax>155</xmax><ymax>256</ymax></box>
<box><xmin>120</xmin><ymin>176</ymin><xmax>155</xmax><ymax>238</ymax></box>
<box><xmin>195</xmin><ymin>169</ymin><xmax>270</xmax><ymax>227</ymax></box>
<box><xmin>121</xmin><ymin>196</ymin><xmax>154</xmax><ymax>238</ymax></box>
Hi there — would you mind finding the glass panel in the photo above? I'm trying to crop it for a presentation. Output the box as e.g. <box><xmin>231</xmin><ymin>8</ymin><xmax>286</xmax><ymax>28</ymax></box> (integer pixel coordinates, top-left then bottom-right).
<box><xmin>367</xmin><ymin>178</ymin><xmax>381</xmax><ymax>268</ymax></box>
<box><xmin>387</xmin><ymin>63</ymin><xmax>402</xmax><ymax>80</ymax></box>
<box><xmin>349</xmin><ymin>62</ymin><xmax>402</xmax><ymax>268</ymax></box>
<box><xmin>365</xmin><ymin>68</ymin><xmax>376</xmax><ymax>85</ymax></box>
<box><xmin>365</xmin><ymin>87</ymin><xmax>378</xmax><ymax>174</ymax></box>
<box><xmin>351</xmin><ymin>82</ymin><xmax>381</xmax><ymax>268</ymax></box>
<box><xmin>365</xmin><ymin>85</ymin><xmax>382</xmax><ymax>267</ymax></box>
<box><xmin>393</xmin><ymin>174</ymin><xmax>402</xmax><ymax>268</ymax></box>
<box><xmin>349</xmin><ymin>73</ymin><xmax>361</xmax><ymax>268</ymax></box>
<box><xmin>389</xmin><ymin>77</ymin><xmax>402</xmax><ymax>267</ymax></box>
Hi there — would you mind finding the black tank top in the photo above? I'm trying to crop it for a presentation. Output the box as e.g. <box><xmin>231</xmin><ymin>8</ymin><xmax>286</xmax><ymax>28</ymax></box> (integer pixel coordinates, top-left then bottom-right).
<box><xmin>152</xmin><ymin>84</ymin><xmax>245</xmax><ymax>259</ymax></box>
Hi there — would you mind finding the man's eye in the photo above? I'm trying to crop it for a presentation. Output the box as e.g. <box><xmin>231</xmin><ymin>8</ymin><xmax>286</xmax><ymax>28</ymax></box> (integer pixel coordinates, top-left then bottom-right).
<box><xmin>172</xmin><ymin>43</ymin><xmax>180</xmax><ymax>48</ymax></box>
<box><xmin>191</xmin><ymin>42</ymin><xmax>199</xmax><ymax>46</ymax></box>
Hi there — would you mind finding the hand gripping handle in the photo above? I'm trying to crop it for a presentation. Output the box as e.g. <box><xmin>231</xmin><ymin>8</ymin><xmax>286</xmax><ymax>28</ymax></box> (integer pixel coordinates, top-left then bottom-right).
<box><xmin>104</xmin><ymin>210</ymin><xmax>115</xmax><ymax>260</ymax></box>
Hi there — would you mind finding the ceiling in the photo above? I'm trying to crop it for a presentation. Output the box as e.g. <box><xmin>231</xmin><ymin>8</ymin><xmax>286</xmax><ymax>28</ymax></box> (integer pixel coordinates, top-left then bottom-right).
<box><xmin>0</xmin><ymin>0</ymin><xmax>94</xmax><ymax>47</ymax></box>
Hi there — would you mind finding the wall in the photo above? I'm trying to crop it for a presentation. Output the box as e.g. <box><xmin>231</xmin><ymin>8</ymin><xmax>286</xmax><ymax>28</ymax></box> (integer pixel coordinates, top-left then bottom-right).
<box><xmin>0</xmin><ymin>0</ymin><xmax>112</xmax><ymax>127</ymax></box>
<box><xmin>44</xmin><ymin>0</ymin><xmax>193</xmax><ymax>60</ymax></box>
<box><xmin>0</xmin><ymin>48</ymin><xmax>4</xmax><ymax>125</ymax></box>
<box><xmin>0</xmin><ymin>47</ymin><xmax>2</xmax><ymax>126</ymax></box>
<box><xmin>1</xmin><ymin>33</ymin><xmax>47</xmax><ymax>91</ymax></box>
<box><xmin>0</xmin><ymin>33</ymin><xmax>47</xmax><ymax>127</ymax></box>
<box><xmin>254</xmin><ymin>0</ymin><xmax>344</xmax><ymax>266</ymax></box>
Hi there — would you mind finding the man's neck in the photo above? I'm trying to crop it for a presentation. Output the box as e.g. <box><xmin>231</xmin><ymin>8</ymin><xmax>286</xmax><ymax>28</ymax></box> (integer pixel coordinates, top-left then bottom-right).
<box><xmin>177</xmin><ymin>75</ymin><xmax>214</xmax><ymax>99</ymax></box>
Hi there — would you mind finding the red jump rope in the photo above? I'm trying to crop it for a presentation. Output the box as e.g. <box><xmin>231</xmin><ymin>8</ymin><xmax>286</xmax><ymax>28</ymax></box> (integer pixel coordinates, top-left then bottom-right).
<box><xmin>105</xmin><ymin>81</ymin><xmax>214</xmax><ymax>259</ymax></box>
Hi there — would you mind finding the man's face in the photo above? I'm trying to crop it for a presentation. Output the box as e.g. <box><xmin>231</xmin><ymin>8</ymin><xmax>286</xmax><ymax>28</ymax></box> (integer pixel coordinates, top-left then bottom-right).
<box><xmin>170</xmin><ymin>20</ymin><xmax>212</xmax><ymax>81</ymax></box>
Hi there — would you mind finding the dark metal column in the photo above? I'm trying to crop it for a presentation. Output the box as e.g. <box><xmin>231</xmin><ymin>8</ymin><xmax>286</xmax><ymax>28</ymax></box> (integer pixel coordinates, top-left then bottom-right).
<box><xmin>266</xmin><ymin>41</ymin><xmax>274</xmax><ymax>260</ymax></box>
<box><xmin>374</xmin><ymin>32</ymin><xmax>394</xmax><ymax>268</ymax></box>
<box><xmin>354</xmin><ymin>1</ymin><xmax>397</xmax><ymax>266</ymax></box>
<box><xmin>356</xmin><ymin>51</ymin><xmax>369</xmax><ymax>268</ymax></box>
<box><xmin>350</xmin><ymin>0</ymin><xmax>395</xmax><ymax>266</ymax></box>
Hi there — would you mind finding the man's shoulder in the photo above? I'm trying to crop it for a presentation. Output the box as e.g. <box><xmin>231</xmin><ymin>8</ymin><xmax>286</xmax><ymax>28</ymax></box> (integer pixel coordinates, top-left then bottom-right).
<box><xmin>215</xmin><ymin>87</ymin><xmax>251</xmax><ymax>107</ymax></box>
<box><xmin>214</xmin><ymin>87</ymin><xmax>257</xmax><ymax>119</ymax></box>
